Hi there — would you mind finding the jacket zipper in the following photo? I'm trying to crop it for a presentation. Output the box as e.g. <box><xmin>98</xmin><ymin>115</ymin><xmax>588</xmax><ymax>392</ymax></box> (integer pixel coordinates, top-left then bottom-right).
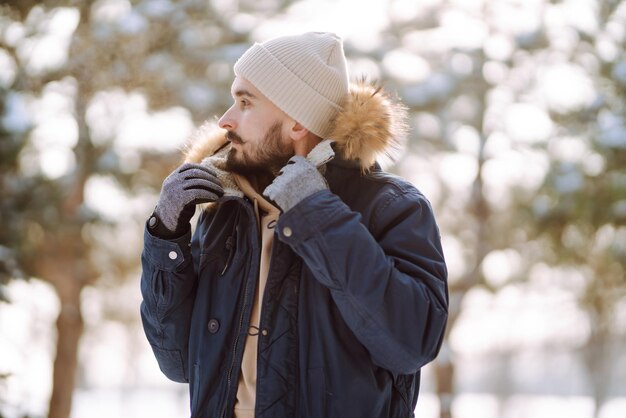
<box><xmin>220</xmin><ymin>264</ymin><xmax>248</xmax><ymax>418</ymax></box>
<box><xmin>220</xmin><ymin>204</ymin><xmax>260</xmax><ymax>418</ymax></box>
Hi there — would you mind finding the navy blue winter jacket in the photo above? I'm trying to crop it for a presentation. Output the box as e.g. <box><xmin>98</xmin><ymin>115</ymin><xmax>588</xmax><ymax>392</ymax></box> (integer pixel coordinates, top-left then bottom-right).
<box><xmin>140</xmin><ymin>83</ymin><xmax>448</xmax><ymax>418</ymax></box>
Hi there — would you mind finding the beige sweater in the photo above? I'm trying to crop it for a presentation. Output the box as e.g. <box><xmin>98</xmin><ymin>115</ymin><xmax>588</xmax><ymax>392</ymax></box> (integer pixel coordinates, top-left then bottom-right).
<box><xmin>232</xmin><ymin>174</ymin><xmax>280</xmax><ymax>418</ymax></box>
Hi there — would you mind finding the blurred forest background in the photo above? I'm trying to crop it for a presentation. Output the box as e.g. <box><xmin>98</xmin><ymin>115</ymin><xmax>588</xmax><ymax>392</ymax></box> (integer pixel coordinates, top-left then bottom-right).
<box><xmin>0</xmin><ymin>0</ymin><xmax>625</xmax><ymax>417</ymax></box>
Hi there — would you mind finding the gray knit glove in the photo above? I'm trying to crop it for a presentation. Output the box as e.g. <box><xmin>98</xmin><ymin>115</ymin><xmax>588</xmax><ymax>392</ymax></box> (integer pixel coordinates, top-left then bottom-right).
<box><xmin>263</xmin><ymin>140</ymin><xmax>335</xmax><ymax>212</ymax></box>
<box><xmin>263</xmin><ymin>156</ymin><xmax>327</xmax><ymax>212</ymax></box>
<box><xmin>149</xmin><ymin>163</ymin><xmax>223</xmax><ymax>238</ymax></box>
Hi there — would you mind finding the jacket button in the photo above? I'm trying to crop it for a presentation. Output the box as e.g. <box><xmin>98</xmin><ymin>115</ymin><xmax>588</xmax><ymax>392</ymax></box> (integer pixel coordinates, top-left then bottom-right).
<box><xmin>282</xmin><ymin>227</ymin><xmax>292</xmax><ymax>237</ymax></box>
<box><xmin>208</xmin><ymin>319</ymin><xmax>220</xmax><ymax>334</ymax></box>
<box><xmin>168</xmin><ymin>251</ymin><xmax>178</xmax><ymax>260</ymax></box>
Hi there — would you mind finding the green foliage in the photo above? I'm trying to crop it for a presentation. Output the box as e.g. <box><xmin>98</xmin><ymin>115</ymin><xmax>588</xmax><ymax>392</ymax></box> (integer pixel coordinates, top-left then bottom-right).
<box><xmin>0</xmin><ymin>0</ymin><xmax>625</xmax><ymax>415</ymax></box>
<box><xmin>0</xmin><ymin>0</ymin><xmax>264</xmax><ymax>291</ymax></box>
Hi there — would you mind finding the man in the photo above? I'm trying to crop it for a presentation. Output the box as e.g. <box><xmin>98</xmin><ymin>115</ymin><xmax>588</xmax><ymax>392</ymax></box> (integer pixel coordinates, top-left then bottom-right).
<box><xmin>140</xmin><ymin>32</ymin><xmax>448</xmax><ymax>418</ymax></box>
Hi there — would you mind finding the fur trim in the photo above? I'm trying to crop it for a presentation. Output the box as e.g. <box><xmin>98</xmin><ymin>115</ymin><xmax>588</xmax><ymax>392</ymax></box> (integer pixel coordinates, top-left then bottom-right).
<box><xmin>330</xmin><ymin>81</ymin><xmax>408</xmax><ymax>171</ymax></box>
<box><xmin>182</xmin><ymin>81</ymin><xmax>408</xmax><ymax>171</ymax></box>
<box><xmin>182</xmin><ymin>122</ymin><xmax>243</xmax><ymax>201</ymax></box>
<box><xmin>183</xmin><ymin>121</ymin><xmax>228</xmax><ymax>164</ymax></box>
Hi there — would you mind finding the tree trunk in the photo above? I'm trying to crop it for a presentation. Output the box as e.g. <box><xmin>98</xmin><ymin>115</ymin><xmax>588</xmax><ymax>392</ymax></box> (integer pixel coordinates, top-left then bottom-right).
<box><xmin>435</xmin><ymin>294</ymin><xmax>463</xmax><ymax>418</ymax></box>
<box><xmin>46</xmin><ymin>9</ymin><xmax>93</xmax><ymax>416</ymax></box>
<box><xmin>586</xmin><ymin>328</ymin><xmax>611</xmax><ymax>418</ymax></box>
<box><xmin>435</xmin><ymin>343</ymin><xmax>454</xmax><ymax>418</ymax></box>
<box><xmin>48</xmin><ymin>279</ymin><xmax>84</xmax><ymax>418</ymax></box>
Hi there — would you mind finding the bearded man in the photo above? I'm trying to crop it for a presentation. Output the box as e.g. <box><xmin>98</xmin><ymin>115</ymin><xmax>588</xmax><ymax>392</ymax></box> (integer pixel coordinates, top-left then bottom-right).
<box><xmin>140</xmin><ymin>32</ymin><xmax>448</xmax><ymax>418</ymax></box>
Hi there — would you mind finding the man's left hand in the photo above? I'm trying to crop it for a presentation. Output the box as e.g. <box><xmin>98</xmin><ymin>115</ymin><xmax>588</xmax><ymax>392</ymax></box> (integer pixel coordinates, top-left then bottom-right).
<box><xmin>263</xmin><ymin>156</ymin><xmax>328</xmax><ymax>212</ymax></box>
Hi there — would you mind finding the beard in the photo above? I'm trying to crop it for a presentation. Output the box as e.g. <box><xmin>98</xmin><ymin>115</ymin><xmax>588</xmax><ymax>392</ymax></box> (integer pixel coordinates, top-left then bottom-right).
<box><xmin>224</xmin><ymin>122</ymin><xmax>293</xmax><ymax>177</ymax></box>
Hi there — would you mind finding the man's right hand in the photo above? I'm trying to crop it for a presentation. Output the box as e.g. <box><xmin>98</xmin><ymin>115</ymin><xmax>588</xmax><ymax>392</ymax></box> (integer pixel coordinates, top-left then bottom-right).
<box><xmin>149</xmin><ymin>163</ymin><xmax>224</xmax><ymax>239</ymax></box>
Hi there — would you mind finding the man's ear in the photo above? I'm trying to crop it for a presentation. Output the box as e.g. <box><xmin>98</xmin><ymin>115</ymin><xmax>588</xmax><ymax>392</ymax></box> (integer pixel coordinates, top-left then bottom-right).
<box><xmin>288</xmin><ymin>121</ymin><xmax>322</xmax><ymax>157</ymax></box>
<box><xmin>288</xmin><ymin>121</ymin><xmax>309</xmax><ymax>142</ymax></box>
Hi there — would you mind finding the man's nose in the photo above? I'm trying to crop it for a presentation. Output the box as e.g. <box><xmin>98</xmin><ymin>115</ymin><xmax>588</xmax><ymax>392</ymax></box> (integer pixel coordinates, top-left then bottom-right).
<box><xmin>218</xmin><ymin>107</ymin><xmax>236</xmax><ymax>131</ymax></box>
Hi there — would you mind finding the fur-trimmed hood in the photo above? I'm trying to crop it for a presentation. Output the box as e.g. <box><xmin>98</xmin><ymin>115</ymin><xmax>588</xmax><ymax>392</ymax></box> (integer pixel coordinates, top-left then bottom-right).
<box><xmin>183</xmin><ymin>81</ymin><xmax>408</xmax><ymax>171</ymax></box>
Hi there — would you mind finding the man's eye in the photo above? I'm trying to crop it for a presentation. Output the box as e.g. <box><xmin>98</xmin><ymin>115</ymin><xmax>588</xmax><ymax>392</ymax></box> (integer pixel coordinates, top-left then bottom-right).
<box><xmin>240</xmin><ymin>99</ymin><xmax>249</xmax><ymax>107</ymax></box>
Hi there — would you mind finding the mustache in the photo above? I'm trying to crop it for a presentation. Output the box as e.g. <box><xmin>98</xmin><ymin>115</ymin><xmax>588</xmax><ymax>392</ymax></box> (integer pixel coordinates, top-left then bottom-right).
<box><xmin>226</xmin><ymin>131</ymin><xmax>244</xmax><ymax>144</ymax></box>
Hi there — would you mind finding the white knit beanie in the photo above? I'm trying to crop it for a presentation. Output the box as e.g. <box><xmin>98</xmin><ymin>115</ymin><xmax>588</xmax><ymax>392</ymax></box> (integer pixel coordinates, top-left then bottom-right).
<box><xmin>234</xmin><ymin>32</ymin><xmax>349</xmax><ymax>139</ymax></box>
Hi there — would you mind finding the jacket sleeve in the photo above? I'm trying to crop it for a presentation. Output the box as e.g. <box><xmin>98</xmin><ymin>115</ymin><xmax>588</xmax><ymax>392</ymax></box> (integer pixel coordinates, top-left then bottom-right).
<box><xmin>276</xmin><ymin>187</ymin><xmax>448</xmax><ymax>375</ymax></box>
<box><xmin>140</xmin><ymin>226</ymin><xmax>198</xmax><ymax>383</ymax></box>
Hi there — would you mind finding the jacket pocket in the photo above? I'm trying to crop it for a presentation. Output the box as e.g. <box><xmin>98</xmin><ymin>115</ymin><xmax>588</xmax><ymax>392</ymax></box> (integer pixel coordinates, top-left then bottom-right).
<box><xmin>198</xmin><ymin>217</ymin><xmax>239</xmax><ymax>277</ymax></box>
<box><xmin>307</xmin><ymin>367</ymin><xmax>327</xmax><ymax>418</ymax></box>
<box><xmin>220</xmin><ymin>233</ymin><xmax>236</xmax><ymax>275</ymax></box>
